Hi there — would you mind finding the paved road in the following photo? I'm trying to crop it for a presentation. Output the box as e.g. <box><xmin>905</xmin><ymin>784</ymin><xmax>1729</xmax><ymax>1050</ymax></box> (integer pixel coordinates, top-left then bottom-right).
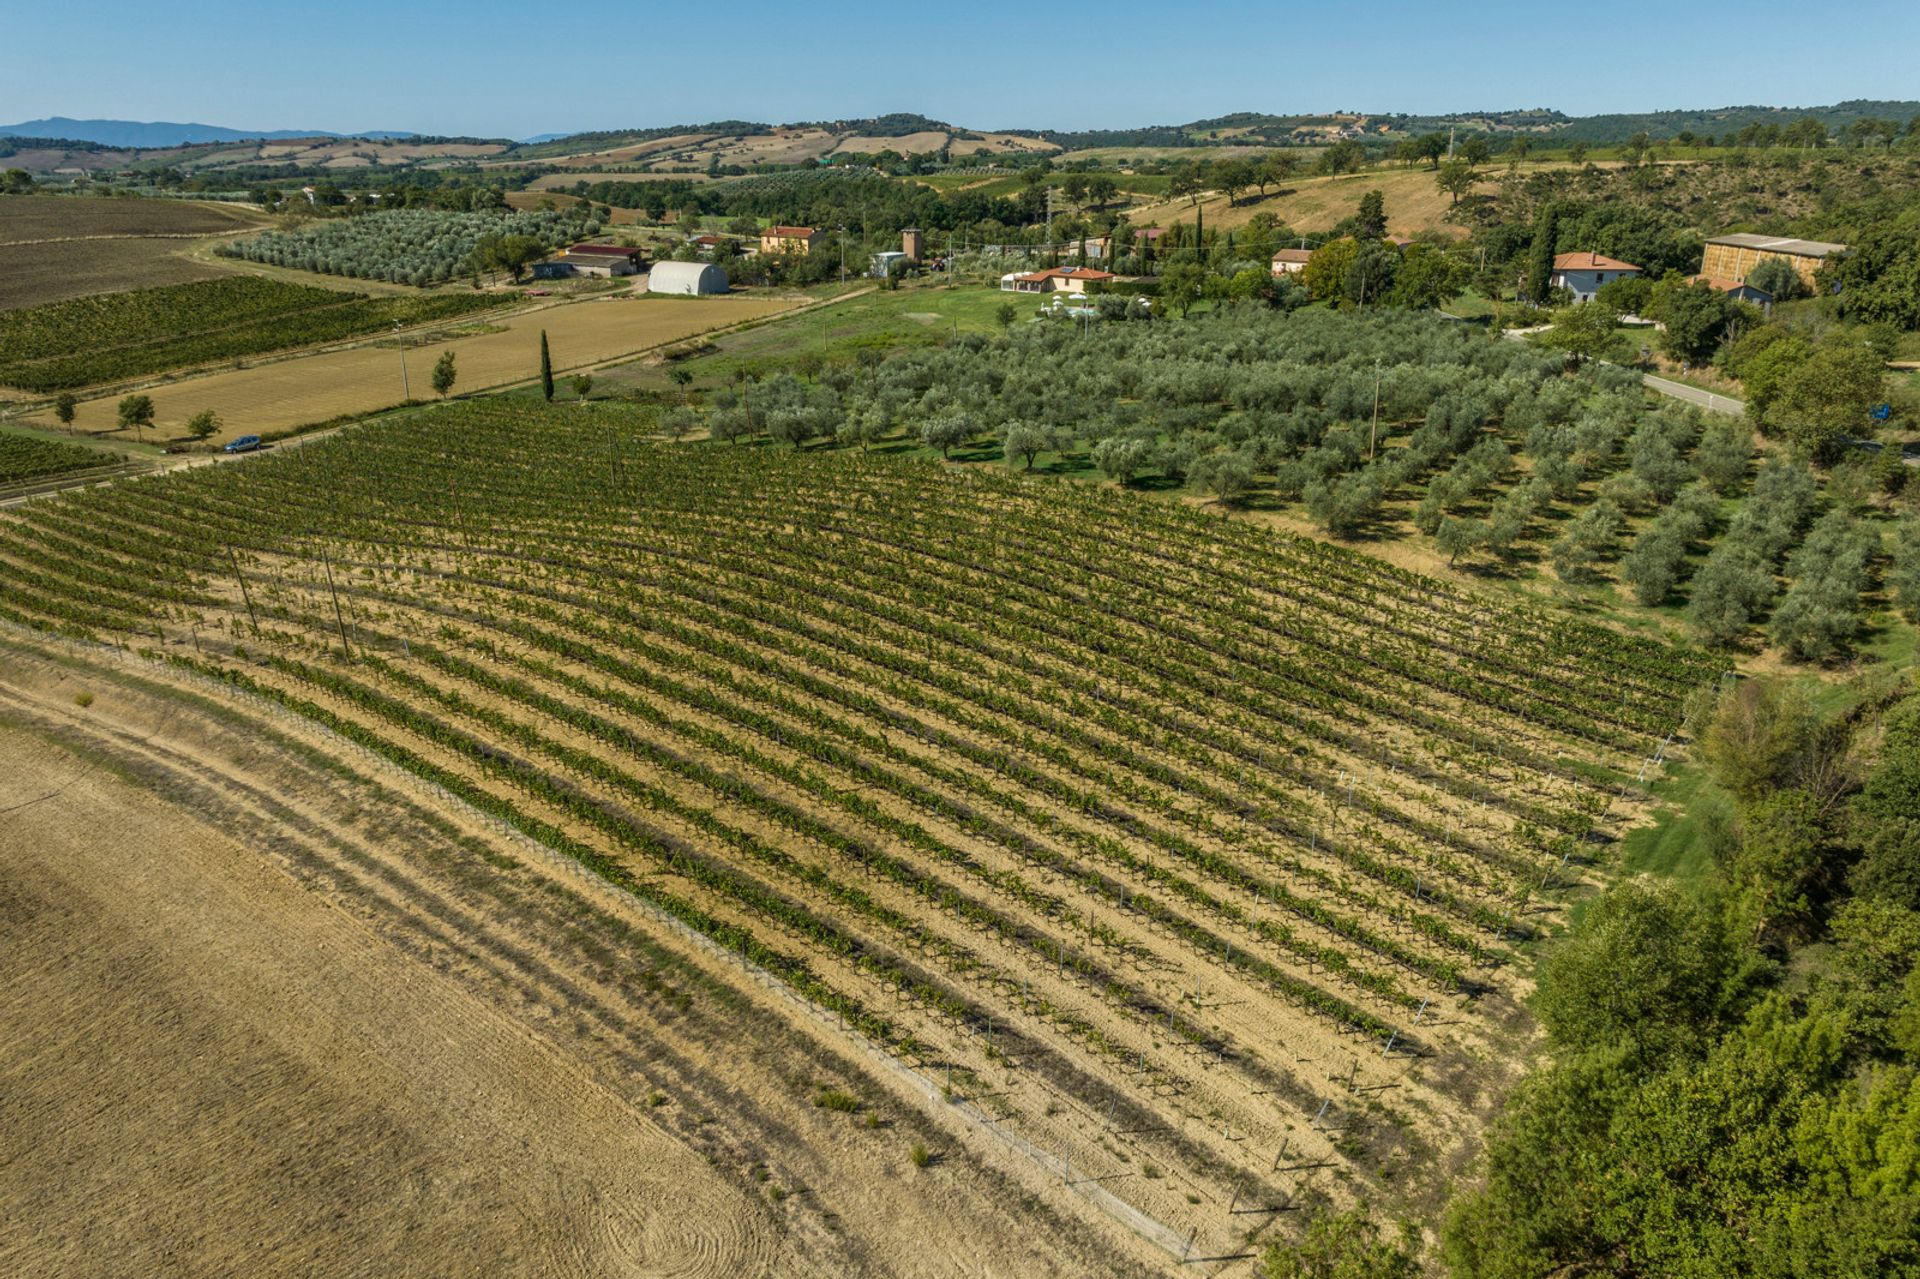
<box><xmin>1641</xmin><ymin>373</ymin><xmax>1744</xmax><ymax>416</ymax></box>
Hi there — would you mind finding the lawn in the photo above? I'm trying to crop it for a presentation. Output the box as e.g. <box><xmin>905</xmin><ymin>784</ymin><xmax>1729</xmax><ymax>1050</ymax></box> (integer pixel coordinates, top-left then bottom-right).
<box><xmin>591</xmin><ymin>285</ymin><xmax>1017</xmax><ymax>397</ymax></box>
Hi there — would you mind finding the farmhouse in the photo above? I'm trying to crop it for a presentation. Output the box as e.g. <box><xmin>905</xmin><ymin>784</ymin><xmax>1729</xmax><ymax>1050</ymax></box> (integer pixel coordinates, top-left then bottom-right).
<box><xmin>998</xmin><ymin>266</ymin><xmax>1117</xmax><ymax>295</ymax></box>
<box><xmin>1699</xmin><ymin>233</ymin><xmax>1847</xmax><ymax>291</ymax></box>
<box><xmin>1688</xmin><ymin>274</ymin><xmax>1774</xmax><ymax>306</ymax></box>
<box><xmin>1271</xmin><ymin>247</ymin><xmax>1312</xmax><ymax>275</ymax></box>
<box><xmin>648</xmin><ymin>261</ymin><xmax>729</xmax><ymax>295</ymax></box>
<box><xmin>1550</xmin><ymin>251</ymin><xmax>1642</xmax><ymax>303</ymax></box>
<box><xmin>533</xmin><ymin>243</ymin><xmax>647</xmax><ymax>279</ymax></box>
<box><xmin>760</xmin><ymin>225</ymin><xmax>824</xmax><ymax>255</ymax></box>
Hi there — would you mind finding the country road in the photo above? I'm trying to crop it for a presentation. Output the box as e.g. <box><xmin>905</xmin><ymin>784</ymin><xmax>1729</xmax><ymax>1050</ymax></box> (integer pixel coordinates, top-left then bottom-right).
<box><xmin>1641</xmin><ymin>373</ymin><xmax>1744</xmax><ymax>416</ymax></box>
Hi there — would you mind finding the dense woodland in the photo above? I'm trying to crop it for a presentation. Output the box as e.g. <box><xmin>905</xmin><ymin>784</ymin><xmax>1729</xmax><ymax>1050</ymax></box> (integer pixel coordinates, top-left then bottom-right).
<box><xmin>1445</xmin><ymin>676</ymin><xmax>1920</xmax><ymax>1278</ymax></box>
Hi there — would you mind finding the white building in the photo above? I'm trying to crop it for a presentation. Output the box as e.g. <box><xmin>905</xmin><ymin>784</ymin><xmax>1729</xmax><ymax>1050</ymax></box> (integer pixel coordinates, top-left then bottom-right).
<box><xmin>648</xmin><ymin>261</ymin><xmax>729</xmax><ymax>295</ymax></box>
<box><xmin>1271</xmin><ymin>247</ymin><xmax>1312</xmax><ymax>276</ymax></box>
<box><xmin>1550</xmin><ymin>252</ymin><xmax>1643</xmax><ymax>303</ymax></box>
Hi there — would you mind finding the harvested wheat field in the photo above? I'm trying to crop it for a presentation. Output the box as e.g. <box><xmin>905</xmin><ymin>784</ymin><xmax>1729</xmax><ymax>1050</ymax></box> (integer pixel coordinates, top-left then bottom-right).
<box><xmin>835</xmin><ymin>131</ymin><xmax>951</xmax><ymax>156</ymax></box>
<box><xmin>0</xmin><ymin>402</ymin><xmax>1715</xmax><ymax>1272</ymax></box>
<box><xmin>45</xmin><ymin>294</ymin><xmax>800</xmax><ymax>444</ymax></box>
<box><xmin>1135</xmin><ymin>161</ymin><xmax>1639</xmax><ymax>237</ymax></box>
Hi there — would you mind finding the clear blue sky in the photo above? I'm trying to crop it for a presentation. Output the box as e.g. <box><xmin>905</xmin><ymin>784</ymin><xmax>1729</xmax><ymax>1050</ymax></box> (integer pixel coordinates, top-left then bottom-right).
<box><xmin>6</xmin><ymin>0</ymin><xmax>1917</xmax><ymax>138</ymax></box>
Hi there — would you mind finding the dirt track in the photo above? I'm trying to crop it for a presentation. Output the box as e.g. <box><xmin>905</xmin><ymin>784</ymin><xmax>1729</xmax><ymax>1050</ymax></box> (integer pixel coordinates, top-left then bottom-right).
<box><xmin>0</xmin><ymin>637</ymin><xmax>1159</xmax><ymax>1278</ymax></box>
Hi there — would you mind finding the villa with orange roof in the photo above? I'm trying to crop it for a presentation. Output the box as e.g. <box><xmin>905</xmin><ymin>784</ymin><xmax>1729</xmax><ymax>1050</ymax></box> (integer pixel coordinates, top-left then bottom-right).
<box><xmin>1549</xmin><ymin>251</ymin><xmax>1642</xmax><ymax>303</ymax></box>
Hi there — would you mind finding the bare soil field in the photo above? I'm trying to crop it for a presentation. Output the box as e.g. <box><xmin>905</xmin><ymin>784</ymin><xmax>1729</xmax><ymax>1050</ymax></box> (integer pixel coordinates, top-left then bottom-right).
<box><xmin>705</xmin><ymin>129</ymin><xmax>843</xmax><ymax>167</ymax></box>
<box><xmin>835</xmin><ymin>131</ymin><xmax>951</xmax><ymax>156</ymax></box>
<box><xmin>958</xmin><ymin>132</ymin><xmax>1058</xmax><ymax>155</ymax></box>
<box><xmin>506</xmin><ymin>190</ymin><xmax>649</xmax><ymax>223</ymax></box>
<box><xmin>0</xmin><ymin>195</ymin><xmax>264</xmax><ymax>244</ymax></box>
<box><xmin>42</xmin><ymin>294</ymin><xmax>803</xmax><ymax>443</ymax></box>
<box><xmin>0</xmin><ymin>240</ymin><xmax>226</xmax><ymax>310</ymax></box>
<box><xmin>174</xmin><ymin>137</ymin><xmax>510</xmax><ymax>173</ymax></box>
<box><xmin>0</xmin><ymin>637</ymin><xmax>1141</xmax><ymax>1278</ymax></box>
<box><xmin>529</xmin><ymin>171</ymin><xmax>713</xmax><ymax>190</ymax></box>
<box><xmin>0</xmin><ymin>195</ymin><xmax>264</xmax><ymax>309</ymax></box>
<box><xmin>542</xmin><ymin>133</ymin><xmax>718</xmax><ymax>170</ymax></box>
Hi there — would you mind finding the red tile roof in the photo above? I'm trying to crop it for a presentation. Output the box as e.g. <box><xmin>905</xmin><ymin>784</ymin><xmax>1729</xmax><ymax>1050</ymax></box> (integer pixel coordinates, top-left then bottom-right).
<box><xmin>1688</xmin><ymin>274</ymin><xmax>1772</xmax><ymax>298</ymax></box>
<box><xmin>1552</xmin><ymin>251</ymin><xmax>1641</xmax><ymax>273</ymax></box>
<box><xmin>765</xmin><ymin>225</ymin><xmax>819</xmax><ymax>238</ymax></box>
<box><xmin>1271</xmin><ymin>248</ymin><xmax>1313</xmax><ymax>264</ymax></box>
<box><xmin>1014</xmin><ymin>266</ymin><xmax>1117</xmax><ymax>282</ymax></box>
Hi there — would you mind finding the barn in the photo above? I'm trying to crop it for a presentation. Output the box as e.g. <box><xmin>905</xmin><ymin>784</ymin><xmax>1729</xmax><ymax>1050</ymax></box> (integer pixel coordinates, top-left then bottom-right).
<box><xmin>1699</xmin><ymin>234</ymin><xmax>1847</xmax><ymax>292</ymax></box>
<box><xmin>648</xmin><ymin>261</ymin><xmax>729</xmax><ymax>296</ymax></box>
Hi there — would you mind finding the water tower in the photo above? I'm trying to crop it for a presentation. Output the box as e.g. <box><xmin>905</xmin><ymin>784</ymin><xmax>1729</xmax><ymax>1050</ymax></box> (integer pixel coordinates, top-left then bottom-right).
<box><xmin>901</xmin><ymin>227</ymin><xmax>924</xmax><ymax>263</ymax></box>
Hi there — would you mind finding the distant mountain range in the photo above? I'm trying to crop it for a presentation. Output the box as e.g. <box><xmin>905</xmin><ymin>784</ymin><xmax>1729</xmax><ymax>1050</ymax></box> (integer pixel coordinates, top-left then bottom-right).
<box><xmin>7</xmin><ymin>101</ymin><xmax>1918</xmax><ymax>155</ymax></box>
<box><xmin>0</xmin><ymin>117</ymin><xmax>416</xmax><ymax>147</ymax></box>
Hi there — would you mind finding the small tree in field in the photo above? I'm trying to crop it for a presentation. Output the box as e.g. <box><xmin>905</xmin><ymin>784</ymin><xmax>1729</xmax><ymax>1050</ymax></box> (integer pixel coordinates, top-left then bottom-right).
<box><xmin>571</xmin><ymin>373</ymin><xmax>593</xmax><ymax>401</ymax></box>
<box><xmin>186</xmin><ymin>409</ymin><xmax>219</xmax><ymax>441</ymax></box>
<box><xmin>117</xmin><ymin>394</ymin><xmax>154</xmax><ymax>441</ymax></box>
<box><xmin>431</xmin><ymin>350</ymin><xmax>457</xmax><ymax>398</ymax></box>
<box><xmin>669</xmin><ymin>366</ymin><xmax>694</xmax><ymax>403</ymax></box>
<box><xmin>1092</xmin><ymin>435</ymin><xmax>1154</xmax><ymax>486</ymax></box>
<box><xmin>919</xmin><ymin>412</ymin><xmax>972</xmax><ymax>459</ymax></box>
<box><xmin>1001</xmin><ymin>421</ymin><xmax>1054</xmax><ymax>471</ymax></box>
<box><xmin>1189</xmin><ymin>451</ymin><xmax>1255</xmax><ymax>505</ymax></box>
<box><xmin>54</xmin><ymin>393</ymin><xmax>77</xmax><ymax>432</ymax></box>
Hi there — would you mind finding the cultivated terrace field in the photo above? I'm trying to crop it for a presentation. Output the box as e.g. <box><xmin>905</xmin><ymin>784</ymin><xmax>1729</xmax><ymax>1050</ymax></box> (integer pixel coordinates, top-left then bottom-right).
<box><xmin>0</xmin><ymin>402</ymin><xmax>1719</xmax><ymax>1263</ymax></box>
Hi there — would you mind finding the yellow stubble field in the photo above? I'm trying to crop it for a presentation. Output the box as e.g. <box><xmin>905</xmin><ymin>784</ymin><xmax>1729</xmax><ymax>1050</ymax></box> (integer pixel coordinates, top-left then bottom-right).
<box><xmin>48</xmin><ymin>293</ymin><xmax>801</xmax><ymax>445</ymax></box>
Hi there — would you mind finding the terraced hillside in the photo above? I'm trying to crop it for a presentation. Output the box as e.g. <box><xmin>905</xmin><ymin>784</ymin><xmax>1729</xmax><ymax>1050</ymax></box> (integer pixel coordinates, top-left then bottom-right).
<box><xmin>0</xmin><ymin>402</ymin><xmax>1718</xmax><ymax>1261</ymax></box>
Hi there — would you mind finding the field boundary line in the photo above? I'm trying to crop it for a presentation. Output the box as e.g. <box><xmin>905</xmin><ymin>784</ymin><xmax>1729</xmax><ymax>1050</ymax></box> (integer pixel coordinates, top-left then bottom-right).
<box><xmin>0</xmin><ymin>622</ymin><xmax>1203</xmax><ymax>1266</ymax></box>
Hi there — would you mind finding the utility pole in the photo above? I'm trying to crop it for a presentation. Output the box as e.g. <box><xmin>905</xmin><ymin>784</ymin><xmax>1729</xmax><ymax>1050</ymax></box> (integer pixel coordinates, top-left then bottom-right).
<box><xmin>838</xmin><ymin>224</ymin><xmax>846</xmax><ymax>285</ymax></box>
<box><xmin>393</xmin><ymin>322</ymin><xmax>410</xmax><ymax>400</ymax></box>
<box><xmin>1369</xmin><ymin>357</ymin><xmax>1382</xmax><ymax>460</ymax></box>
<box><xmin>229</xmin><ymin>545</ymin><xmax>260</xmax><ymax>636</ymax></box>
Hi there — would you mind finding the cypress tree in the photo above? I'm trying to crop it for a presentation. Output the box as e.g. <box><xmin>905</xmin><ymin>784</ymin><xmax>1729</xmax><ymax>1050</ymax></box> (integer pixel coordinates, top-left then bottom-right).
<box><xmin>539</xmin><ymin>330</ymin><xmax>554</xmax><ymax>402</ymax></box>
<box><xmin>1525</xmin><ymin>203</ymin><xmax>1560</xmax><ymax>304</ymax></box>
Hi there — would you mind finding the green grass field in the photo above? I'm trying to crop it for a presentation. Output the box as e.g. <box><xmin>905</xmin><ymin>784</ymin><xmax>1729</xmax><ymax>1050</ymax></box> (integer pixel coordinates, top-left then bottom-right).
<box><xmin>590</xmin><ymin>285</ymin><xmax>1017</xmax><ymax>396</ymax></box>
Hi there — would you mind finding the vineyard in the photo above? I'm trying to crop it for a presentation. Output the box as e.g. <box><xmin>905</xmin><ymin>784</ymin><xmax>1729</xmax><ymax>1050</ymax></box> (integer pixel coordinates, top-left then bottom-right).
<box><xmin>0</xmin><ymin>432</ymin><xmax>118</xmax><ymax>486</ymax></box>
<box><xmin>217</xmin><ymin>207</ymin><xmax>598</xmax><ymax>286</ymax></box>
<box><xmin>0</xmin><ymin>277</ymin><xmax>508</xmax><ymax>392</ymax></box>
<box><xmin>0</xmin><ymin>402</ymin><xmax>1719</xmax><ymax>1255</ymax></box>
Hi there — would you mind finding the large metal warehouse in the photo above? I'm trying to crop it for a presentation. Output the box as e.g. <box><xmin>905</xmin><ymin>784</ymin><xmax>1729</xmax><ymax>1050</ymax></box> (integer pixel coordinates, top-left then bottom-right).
<box><xmin>648</xmin><ymin>261</ymin><xmax>729</xmax><ymax>296</ymax></box>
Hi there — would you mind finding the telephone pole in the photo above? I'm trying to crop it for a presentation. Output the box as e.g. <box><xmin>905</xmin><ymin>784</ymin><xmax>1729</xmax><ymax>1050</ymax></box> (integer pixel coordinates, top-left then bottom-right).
<box><xmin>1369</xmin><ymin>357</ymin><xmax>1382</xmax><ymax>459</ymax></box>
